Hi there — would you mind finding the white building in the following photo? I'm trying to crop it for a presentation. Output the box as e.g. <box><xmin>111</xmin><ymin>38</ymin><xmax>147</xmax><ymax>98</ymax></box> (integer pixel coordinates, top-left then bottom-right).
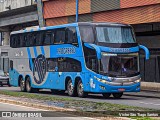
<box><xmin>0</xmin><ymin>0</ymin><xmax>44</xmax><ymax>72</ymax></box>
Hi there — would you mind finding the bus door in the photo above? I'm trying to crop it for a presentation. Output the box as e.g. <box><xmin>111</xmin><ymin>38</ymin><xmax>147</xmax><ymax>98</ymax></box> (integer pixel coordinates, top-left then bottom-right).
<box><xmin>49</xmin><ymin>72</ymin><xmax>64</xmax><ymax>90</ymax></box>
<box><xmin>48</xmin><ymin>59</ymin><xmax>64</xmax><ymax>90</ymax></box>
<box><xmin>9</xmin><ymin>60</ymin><xmax>18</xmax><ymax>86</ymax></box>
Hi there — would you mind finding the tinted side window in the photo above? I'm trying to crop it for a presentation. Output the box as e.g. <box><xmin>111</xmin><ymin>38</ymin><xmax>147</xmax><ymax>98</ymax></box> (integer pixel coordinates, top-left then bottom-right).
<box><xmin>35</xmin><ymin>32</ymin><xmax>43</xmax><ymax>46</ymax></box>
<box><xmin>58</xmin><ymin>58</ymin><xmax>82</xmax><ymax>72</ymax></box>
<box><xmin>84</xmin><ymin>46</ymin><xmax>98</xmax><ymax>73</ymax></box>
<box><xmin>19</xmin><ymin>35</ymin><xmax>25</xmax><ymax>47</ymax></box>
<box><xmin>55</xmin><ymin>28</ymin><xmax>65</xmax><ymax>44</ymax></box>
<box><xmin>79</xmin><ymin>26</ymin><xmax>94</xmax><ymax>43</ymax></box>
<box><xmin>10</xmin><ymin>35</ymin><xmax>15</xmax><ymax>48</ymax></box>
<box><xmin>47</xmin><ymin>59</ymin><xmax>58</xmax><ymax>72</ymax></box>
<box><xmin>10</xmin><ymin>35</ymin><xmax>20</xmax><ymax>48</ymax></box>
<box><xmin>66</xmin><ymin>27</ymin><xmax>78</xmax><ymax>44</ymax></box>
<box><xmin>43</xmin><ymin>31</ymin><xmax>54</xmax><ymax>45</ymax></box>
<box><xmin>24</xmin><ymin>34</ymin><xmax>30</xmax><ymax>47</ymax></box>
<box><xmin>28</xmin><ymin>33</ymin><xmax>36</xmax><ymax>46</ymax></box>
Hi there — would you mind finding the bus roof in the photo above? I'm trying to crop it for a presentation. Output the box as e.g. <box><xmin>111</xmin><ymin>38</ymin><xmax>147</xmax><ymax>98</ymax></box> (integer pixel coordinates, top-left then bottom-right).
<box><xmin>11</xmin><ymin>22</ymin><xmax>131</xmax><ymax>35</ymax></box>
<box><xmin>78</xmin><ymin>22</ymin><xmax>130</xmax><ymax>26</ymax></box>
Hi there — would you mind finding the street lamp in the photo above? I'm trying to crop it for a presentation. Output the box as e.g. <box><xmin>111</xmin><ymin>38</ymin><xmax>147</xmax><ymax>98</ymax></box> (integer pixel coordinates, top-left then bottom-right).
<box><xmin>76</xmin><ymin>0</ymin><xmax>79</xmax><ymax>22</ymax></box>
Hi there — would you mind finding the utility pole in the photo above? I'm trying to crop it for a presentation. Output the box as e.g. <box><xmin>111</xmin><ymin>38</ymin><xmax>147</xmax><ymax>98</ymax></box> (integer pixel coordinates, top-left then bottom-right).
<box><xmin>37</xmin><ymin>0</ymin><xmax>45</xmax><ymax>27</ymax></box>
<box><xmin>76</xmin><ymin>0</ymin><xmax>79</xmax><ymax>22</ymax></box>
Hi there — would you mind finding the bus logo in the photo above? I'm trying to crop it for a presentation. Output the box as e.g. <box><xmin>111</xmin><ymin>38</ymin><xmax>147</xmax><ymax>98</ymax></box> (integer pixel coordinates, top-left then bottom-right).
<box><xmin>33</xmin><ymin>54</ymin><xmax>47</xmax><ymax>84</ymax></box>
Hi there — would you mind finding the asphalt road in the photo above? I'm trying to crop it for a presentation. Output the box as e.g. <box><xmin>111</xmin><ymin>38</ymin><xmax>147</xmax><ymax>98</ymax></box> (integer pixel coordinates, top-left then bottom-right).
<box><xmin>0</xmin><ymin>102</ymin><xmax>96</xmax><ymax>120</ymax></box>
<box><xmin>0</xmin><ymin>86</ymin><xmax>160</xmax><ymax>110</ymax></box>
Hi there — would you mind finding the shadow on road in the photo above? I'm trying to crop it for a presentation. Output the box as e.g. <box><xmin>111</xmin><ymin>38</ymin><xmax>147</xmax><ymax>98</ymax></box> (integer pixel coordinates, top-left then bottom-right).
<box><xmin>0</xmin><ymin>87</ymin><xmax>149</xmax><ymax>100</ymax></box>
<box><xmin>38</xmin><ymin>90</ymin><xmax>140</xmax><ymax>100</ymax></box>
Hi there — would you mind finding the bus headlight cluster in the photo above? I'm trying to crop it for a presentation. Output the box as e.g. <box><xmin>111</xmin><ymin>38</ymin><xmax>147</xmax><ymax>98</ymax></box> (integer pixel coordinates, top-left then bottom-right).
<box><xmin>94</xmin><ymin>76</ymin><xmax>108</xmax><ymax>84</ymax></box>
<box><xmin>134</xmin><ymin>78</ymin><xmax>141</xmax><ymax>83</ymax></box>
<box><xmin>100</xmin><ymin>85</ymin><xmax>106</xmax><ymax>90</ymax></box>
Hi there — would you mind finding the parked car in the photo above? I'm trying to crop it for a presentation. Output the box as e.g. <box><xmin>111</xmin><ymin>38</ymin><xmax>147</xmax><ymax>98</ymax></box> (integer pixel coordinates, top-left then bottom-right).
<box><xmin>0</xmin><ymin>70</ymin><xmax>10</xmax><ymax>87</ymax></box>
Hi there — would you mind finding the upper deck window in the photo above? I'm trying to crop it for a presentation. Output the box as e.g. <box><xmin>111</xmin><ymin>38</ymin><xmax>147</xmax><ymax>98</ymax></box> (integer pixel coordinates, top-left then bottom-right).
<box><xmin>79</xmin><ymin>26</ymin><xmax>94</xmax><ymax>43</ymax></box>
<box><xmin>96</xmin><ymin>26</ymin><xmax>135</xmax><ymax>43</ymax></box>
<box><xmin>54</xmin><ymin>27</ymin><xmax>78</xmax><ymax>45</ymax></box>
<box><xmin>55</xmin><ymin>28</ymin><xmax>65</xmax><ymax>44</ymax></box>
<box><xmin>10</xmin><ymin>26</ymin><xmax>78</xmax><ymax>48</ymax></box>
<box><xmin>66</xmin><ymin>27</ymin><xmax>77</xmax><ymax>44</ymax></box>
<box><xmin>43</xmin><ymin>31</ymin><xmax>54</xmax><ymax>45</ymax></box>
<box><xmin>10</xmin><ymin>35</ymin><xmax>20</xmax><ymax>48</ymax></box>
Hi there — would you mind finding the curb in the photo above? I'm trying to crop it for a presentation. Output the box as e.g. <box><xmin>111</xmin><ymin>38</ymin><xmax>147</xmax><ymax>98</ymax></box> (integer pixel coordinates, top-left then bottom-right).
<box><xmin>0</xmin><ymin>98</ymin><xmax>131</xmax><ymax>120</ymax></box>
<box><xmin>141</xmin><ymin>82</ymin><xmax>160</xmax><ymax>92</ymax></box>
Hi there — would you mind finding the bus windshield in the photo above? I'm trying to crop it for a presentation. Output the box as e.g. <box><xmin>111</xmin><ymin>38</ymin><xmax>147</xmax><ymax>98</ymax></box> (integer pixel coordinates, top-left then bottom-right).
<box><xmin>79</xmin><ymin>26</ymin><xmax>135</xmax><ymax>44</ymax></box>
<box><xmin>96</xmin><ymin>26</ymin><xmax>135</xmax><ymax>43</ymax></box>
<box><xmin>100</xmin><ymin>53</ymin><xmax>139</xmax><ymax>77</ymax></box>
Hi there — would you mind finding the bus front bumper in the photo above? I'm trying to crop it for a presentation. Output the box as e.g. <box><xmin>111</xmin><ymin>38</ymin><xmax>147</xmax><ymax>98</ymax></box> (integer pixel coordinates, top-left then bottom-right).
<box><xmin>96</xmin><ymin>82</ymin><xmax>140</xmax><ymax>93</ymax></box>
<box><xmin>89</xmin><ymin>75</ymin><xmax>141</xmax><ymax>93</ymax></box>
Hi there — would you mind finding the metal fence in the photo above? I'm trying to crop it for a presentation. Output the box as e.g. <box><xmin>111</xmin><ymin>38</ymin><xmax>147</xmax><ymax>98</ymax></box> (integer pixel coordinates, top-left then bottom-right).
<box><xmin>140</xmin><ymin>51</ymin><xmax>160</xmax><ymax>83</ymax></box>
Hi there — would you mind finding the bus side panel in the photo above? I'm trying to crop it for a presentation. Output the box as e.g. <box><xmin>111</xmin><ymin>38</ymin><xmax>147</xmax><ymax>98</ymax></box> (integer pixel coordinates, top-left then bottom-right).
<box><xmin>83</xmin><ymin>72</ymin><xmax>93</xmax><ymax>92</ymax></box>
<box><xmin>9</xmin><ymin>47</ymin><xmax>31</xmax><ymax>87</ymax></box>
<box><xmin>9</xmin><ymin>58</ymin><xmax>19</xmax><ymax>86</ymax></box>
<box><xmin>9</xmin><ymin>69</ymin><xmax>19</xmax><ymax>87</ymax></box>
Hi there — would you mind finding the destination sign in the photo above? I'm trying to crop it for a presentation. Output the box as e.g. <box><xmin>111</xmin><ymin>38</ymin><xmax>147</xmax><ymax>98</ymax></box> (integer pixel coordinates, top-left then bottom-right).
<box><xmin>57</xmin><ymin>47</ymin><xmax>76</xmax><ymax>55</ymax></box>
<box><xmin>110</xmin><ymin>48</ymin><xmax>130</xmax><ymax>53</ymax></box>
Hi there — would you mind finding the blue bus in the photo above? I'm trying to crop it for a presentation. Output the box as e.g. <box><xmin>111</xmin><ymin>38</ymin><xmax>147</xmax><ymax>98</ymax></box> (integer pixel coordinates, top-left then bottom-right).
<box><xmin>9</xmin><ymin>22</ymin><xmax>149</xmax><ymax>98</ymax></box>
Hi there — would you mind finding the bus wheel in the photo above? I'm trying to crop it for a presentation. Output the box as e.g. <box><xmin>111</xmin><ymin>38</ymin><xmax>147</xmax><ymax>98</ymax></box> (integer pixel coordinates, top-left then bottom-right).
<box><xmin>26</xmin><ymin>77</ymin><xmax>32</xmax><ymax>93</ymax></box>
<box><xmin>67</xmin><ymin>80</ymin><xmax>75</xmax><ymax>96</ymax></box>
<box><xmin>20</xmin><ymin>78</ymin><xmax>26</xmax><ymax>92</ymax></box>
<box><xmin>112</xmin><ymin>93</ymin><xmax>123</xmax><ymax>99</ymax></box>
<box><xmin>8</xmin><ymin>83</ymin><xmax>11</xmax><ymax>87</ymax></box>
<box><xmin>77</xmin><ymin>80</ymin><xmax>88</xmax><ymax>98</ymax></box>
<box><xmin>102</xmin><ymin>93</ymin><xmax>111</xmax><ymax>99</ymax></box>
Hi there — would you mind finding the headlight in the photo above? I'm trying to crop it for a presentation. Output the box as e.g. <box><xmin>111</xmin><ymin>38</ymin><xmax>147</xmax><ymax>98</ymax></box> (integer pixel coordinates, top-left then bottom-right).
<box><xmin>134</xmin><ymin>78</ymin><xmax>141</xmax><ymax>83</ymax></box>
<box><xmin>94</xmin><ymin>76</ymin><xmax>108</xmax><ymax>84</ymax></box>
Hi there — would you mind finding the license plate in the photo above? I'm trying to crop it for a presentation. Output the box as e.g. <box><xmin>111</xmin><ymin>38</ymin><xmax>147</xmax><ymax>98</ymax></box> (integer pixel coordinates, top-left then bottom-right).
<box><xmin>118</xmin><ymin>88</ymin><xmax>125</xmax><ymax>92</ymax></box>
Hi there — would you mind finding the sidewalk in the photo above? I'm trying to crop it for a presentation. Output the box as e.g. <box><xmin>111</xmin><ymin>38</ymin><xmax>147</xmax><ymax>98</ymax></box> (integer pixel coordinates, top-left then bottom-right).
<box><xmin>124</xmin><ymin>90</ymin><xmax>160</xmax><ymax>99</ymax></box>
<box><xmin>141</xmin><ymin>82</ymin><xmax>160</xmax><ymax>92</ymax></box>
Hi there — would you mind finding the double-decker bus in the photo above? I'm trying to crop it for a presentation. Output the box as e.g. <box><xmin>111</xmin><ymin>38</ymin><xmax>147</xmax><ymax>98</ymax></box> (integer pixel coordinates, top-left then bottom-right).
<box><xmin>9</xmin><ymin>22</ymin><xmax>149</xmax><ymax>98</ymax></box>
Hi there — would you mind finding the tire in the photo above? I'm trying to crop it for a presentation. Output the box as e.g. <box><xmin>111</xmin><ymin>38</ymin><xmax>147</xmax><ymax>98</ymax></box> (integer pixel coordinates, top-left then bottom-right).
<box><xmin>112</xmin><ymin>93</ymin><xmax>123</xmax><ymax>99</ymax></box>
<box><xmin>26</xmin><ymin>77</ymin><xmax>38</xmax><ymax>93</ymax></box>
<box><xmin>8</xmin><ymin>81</ymin><xmax>11</xmax><ymax>87</ymax></box>
<box><xmin>26</xmin><ymin>77</ymin><xmax>32</xmax><ymax>93</ymax></box>
<box><xmin>77</xmin><ymin>80</ymin><xmax>88</xmax><ymax>98</ymax></box>
<box><xmin>102</xmin><ymin>93</ymin><xmax>111</xmax><ymax>99</ymax></box>
<box><xmin>20</xmin><ymin>78</ymin><xmax>26</xmax><ymax>92</ymax></box>
<box><xmin>67</xmin><ymin>80</ymin><xmax>76</xmax><ymax>97</ymax></box>
<box><xmin>1</xmin><ymin>84</ymin><xmax>3</xmax><ymax>87</ymax></box>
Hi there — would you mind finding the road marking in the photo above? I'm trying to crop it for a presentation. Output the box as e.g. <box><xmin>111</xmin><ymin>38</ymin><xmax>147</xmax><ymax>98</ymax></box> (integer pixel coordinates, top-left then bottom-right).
<box><xmin>139</xmin><ymin>102</ymin><xmax>160</xmax><ymax>106</ymax></box>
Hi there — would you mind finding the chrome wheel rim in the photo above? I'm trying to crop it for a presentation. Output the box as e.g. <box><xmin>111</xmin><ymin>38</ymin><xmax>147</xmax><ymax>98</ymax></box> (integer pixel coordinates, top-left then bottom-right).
<box><xmin>68</xmin><ymin>81</ymin><xmax>73</xmax><ymax>95</ymax></box>
<box><xmin>20</xmin><ymin>80</ymin><xmax>24</xmax><ymax>90</ymax></box>
<box><xmin>26</xmin><ymin>81</ymin><xmax>30</xmax><ymax>91</ymax></box>
<box><xmin>78</xmin><ymin>82</ymin><xmax>83</xmax><ymax>96</ymax></box>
